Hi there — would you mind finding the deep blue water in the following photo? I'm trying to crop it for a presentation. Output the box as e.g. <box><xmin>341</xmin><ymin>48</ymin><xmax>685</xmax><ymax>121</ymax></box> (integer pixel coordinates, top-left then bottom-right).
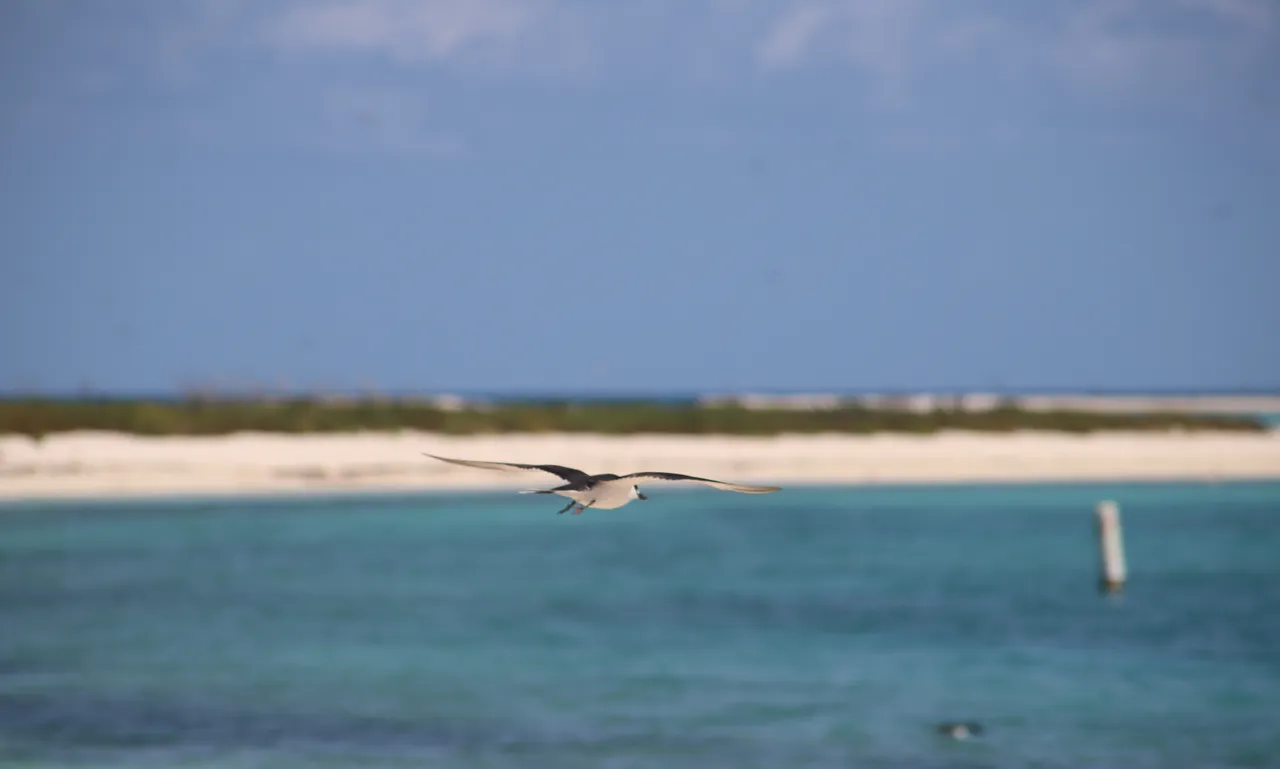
<box><xmin>3</xmin><ymin>482</ymin><xmax>1279</xmax><ymax>768</ymax></box>
<box><xmin>10</xmin><ymin>387</ymin><xmax>1280</xmax><ymax>404</ymax></box>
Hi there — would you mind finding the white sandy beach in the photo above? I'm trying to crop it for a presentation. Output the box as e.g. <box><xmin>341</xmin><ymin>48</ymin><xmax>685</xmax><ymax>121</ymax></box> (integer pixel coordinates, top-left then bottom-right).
<box><xmin>1</xmin><ymin>429</ymin><xmax>1278</xmax><ymax>502</ymax></box>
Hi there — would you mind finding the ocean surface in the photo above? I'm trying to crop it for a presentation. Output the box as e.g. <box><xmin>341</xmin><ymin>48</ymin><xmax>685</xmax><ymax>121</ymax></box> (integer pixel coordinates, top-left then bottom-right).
<box><xmin>3</xmin><ymin>482</ymin><xmax>1278</xmax><ymax>769</ymax></box>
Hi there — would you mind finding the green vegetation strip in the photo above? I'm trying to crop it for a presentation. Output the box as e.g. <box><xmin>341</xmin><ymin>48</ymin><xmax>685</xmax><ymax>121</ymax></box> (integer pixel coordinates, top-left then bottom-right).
<box><xmin>0</xmin><ymin>399</ymin><xmax>1266</xmax><ymax>437</ymax></box>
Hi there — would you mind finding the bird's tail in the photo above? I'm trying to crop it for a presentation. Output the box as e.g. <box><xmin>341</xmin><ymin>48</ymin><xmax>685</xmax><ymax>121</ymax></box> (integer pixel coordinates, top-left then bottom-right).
<box><xmin>518</xmin><ymin>489</ymin><xmax>554</xmax><ymax>495</ymax></box>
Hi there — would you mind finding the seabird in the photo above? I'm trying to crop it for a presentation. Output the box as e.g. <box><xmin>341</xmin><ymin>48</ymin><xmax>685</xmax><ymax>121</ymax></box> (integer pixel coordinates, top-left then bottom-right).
<box><xmin>935</xmin><ymin>722</ymin><xmax>984</xmax><ymax>740</ymax></box>
<box><xmin>423</xmin><ymin>453</ymin><xmax>782</xmax><ymax>515</ymax></box>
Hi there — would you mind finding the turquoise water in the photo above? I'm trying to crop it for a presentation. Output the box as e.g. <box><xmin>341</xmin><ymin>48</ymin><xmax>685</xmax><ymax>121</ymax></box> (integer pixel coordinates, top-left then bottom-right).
<box><xmin>3</xmin><ymin>482</ymin><xmax>1278</xmax><ymax>768</ymax></box>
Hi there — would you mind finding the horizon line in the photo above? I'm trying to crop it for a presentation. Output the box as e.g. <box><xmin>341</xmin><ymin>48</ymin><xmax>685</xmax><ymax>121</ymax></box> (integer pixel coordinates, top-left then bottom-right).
<box><xmin>3</xmin><ymin>387</ymin><xmax>1280</xmax><ymax>400</ymax></box>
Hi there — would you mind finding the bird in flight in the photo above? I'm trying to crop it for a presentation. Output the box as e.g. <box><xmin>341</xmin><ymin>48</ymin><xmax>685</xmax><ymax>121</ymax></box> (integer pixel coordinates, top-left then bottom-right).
<box><xmin>423</xmin><ymin>453</ymin><xmax>782</xmax><ymax>515</ymax></box>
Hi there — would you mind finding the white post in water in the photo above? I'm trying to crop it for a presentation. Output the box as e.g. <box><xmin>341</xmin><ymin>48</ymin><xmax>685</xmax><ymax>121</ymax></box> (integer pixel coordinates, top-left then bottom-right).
<box><xmin>1095</xmin><ymin>500</ymin><xmax>1127</xmax><ymax>594</ymax></box>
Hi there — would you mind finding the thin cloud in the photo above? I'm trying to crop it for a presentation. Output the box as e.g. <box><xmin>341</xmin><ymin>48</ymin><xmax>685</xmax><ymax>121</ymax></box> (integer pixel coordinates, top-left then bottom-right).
<box><xmin>750</xmin><ymin>0</ymin><xmax>1274</xmax><ymax>106</ymax></box>
<box><xmin>1051</xmin><ymin>0</ymin><xmax>1274</xmax><ymax>97</ymax></box>
<box><xmin>1181</xmin><ymin>0</ymin><xmax>1274</xmax><ymax>31</ymax></box>
<box><xmin>194</xmin><ymin>1</ymin><xmax>1274</xmax><ymax>110</ymax></box>
<box><xmin>757</xmin><ymin>4</ymin><xmax>832</xmax><ymax>70</ymax></box>
<box><xmin>266</xmin><ymin>0</ymin><xmax>547</xmax><ymax>63</ymax></box>
<box><xmin>756</xmin><ymin>0</ymin><xmax>922</xmax><ymax>106</ymax></box>
<box><xmin>70</xmin><ymin>0</ymin><xmax>1273</xmax><ymax>160</ymax></box>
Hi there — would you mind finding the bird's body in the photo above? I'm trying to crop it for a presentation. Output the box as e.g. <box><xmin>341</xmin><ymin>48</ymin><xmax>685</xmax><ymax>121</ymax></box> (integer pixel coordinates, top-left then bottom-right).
<box><xmin>935</xmin><ymin>722</ymin><xmax>984</xmax><ymax>740</ymax></box>
<box><xmin>527</xmin><ymin>474</ymin><xmax>643</xmax><ymax>510</ymax></box>
<box><xmin>423</xmin><ymin>454</ymin><xmax>781</xmax><ymax>514</ymax></box>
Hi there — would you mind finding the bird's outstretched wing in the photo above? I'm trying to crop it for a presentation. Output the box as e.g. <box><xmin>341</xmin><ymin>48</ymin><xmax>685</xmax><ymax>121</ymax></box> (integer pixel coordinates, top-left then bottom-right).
<box><xmin>423</xmin><ymin>453</ymin><xmax>591</xmax><ymax>484</ymax></box>
<box><xmin>619</xmin><ymin>471</ymin><xmax>781</xmax><ymax>494</ymax></box>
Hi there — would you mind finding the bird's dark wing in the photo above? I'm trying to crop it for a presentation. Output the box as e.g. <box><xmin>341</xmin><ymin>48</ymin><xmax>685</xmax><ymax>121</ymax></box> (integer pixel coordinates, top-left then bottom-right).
<box><xmin>423</xmin><ymin>454</ymin><xmax>590</xmax><ymax>483</ymax></box>
<box><xmin>618</xmin><ymin>471</ymin><xmax>781</xmax><ymax>494</ymax></box>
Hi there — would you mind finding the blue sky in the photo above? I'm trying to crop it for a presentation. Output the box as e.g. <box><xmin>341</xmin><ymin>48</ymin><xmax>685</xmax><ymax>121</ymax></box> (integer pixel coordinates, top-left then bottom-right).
<box><xmin>3</xmin><ymin>0</ymin><xmax>1278</xmax><ymax>395</ymax></box>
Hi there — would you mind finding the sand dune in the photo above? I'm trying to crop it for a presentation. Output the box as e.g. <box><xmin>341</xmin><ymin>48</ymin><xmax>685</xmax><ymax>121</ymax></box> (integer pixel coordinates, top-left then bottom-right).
<box><xmin>1</xmin><ymin>429</ymin><xmax>1278</xmax><ymax>502</ymax></box>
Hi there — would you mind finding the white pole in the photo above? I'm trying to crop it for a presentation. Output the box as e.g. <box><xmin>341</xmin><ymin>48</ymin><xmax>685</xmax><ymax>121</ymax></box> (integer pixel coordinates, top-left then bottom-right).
<box><xmin>1095</xmin><ymin>500</ymin><xmax>1127</xmax><ymax>594</ymax></box>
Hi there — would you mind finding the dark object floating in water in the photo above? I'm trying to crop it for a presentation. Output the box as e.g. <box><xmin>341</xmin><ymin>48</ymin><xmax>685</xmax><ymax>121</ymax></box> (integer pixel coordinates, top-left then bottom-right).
<box><xmin>936</xmin><ymin>722</ymin><xmax>984</xmax><ymax>740</ymax></box>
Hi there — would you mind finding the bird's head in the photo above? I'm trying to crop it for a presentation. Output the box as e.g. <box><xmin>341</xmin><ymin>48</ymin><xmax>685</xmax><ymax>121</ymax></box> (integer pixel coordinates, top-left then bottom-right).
<box><xmin>632</xmin><ymin>485</ymin><xmax>648</xmax><ymax>501</ymax></box>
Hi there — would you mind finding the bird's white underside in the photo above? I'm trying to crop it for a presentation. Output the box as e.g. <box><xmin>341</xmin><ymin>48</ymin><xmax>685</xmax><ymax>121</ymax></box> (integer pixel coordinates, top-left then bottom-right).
<box><xmin>550</xmin><ymin>484</ymin><xmax>638</xmax><ymax>510</ymax></box>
